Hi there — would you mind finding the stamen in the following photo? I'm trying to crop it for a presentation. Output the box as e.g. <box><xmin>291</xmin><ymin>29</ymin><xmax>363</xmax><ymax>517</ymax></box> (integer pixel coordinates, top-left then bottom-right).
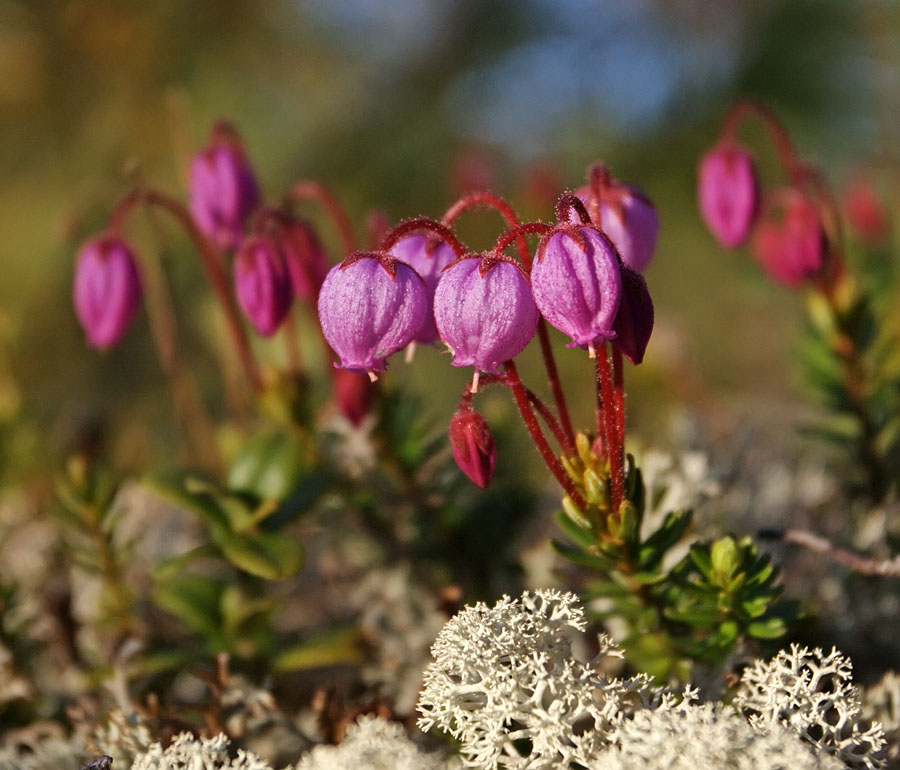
<box><xmin>405</xmin><ymin>342</ymin><xmax>417</xmax><ymax>364</ymax></box>
<box><xmin>367</xmin><ymin>370</ymin><xmax>379</xmax><ymax>382</ymax></box>
<box><xmin>471</xmin><ymin>370</ymin><xmax>480</xmax><ymax>394</ymax></box>
<box><xmin>588</xmin><ymin>343</ymin><xmax>596</xmax><ymax>359</ymax></box>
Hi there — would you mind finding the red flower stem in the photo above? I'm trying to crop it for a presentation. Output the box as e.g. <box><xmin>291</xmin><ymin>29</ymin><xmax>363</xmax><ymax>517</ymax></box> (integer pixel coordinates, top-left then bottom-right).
<box><xmin>505</xmin><ymin>361</ymin><xmax>587</xmax><ymax>509</ymax></box>
<box><xmin>442</xmin><ymin>190</ymin><xmax>522</xmax><ymax>231</ymax></box>
<box><xmin>721</xmin><ymin>100</ymin><xmax>805</xmax><ymax>187</ymax></box>
<box><xmin>612</xmin><ymin>346</ymin><xmax>626</xmax><ymax>448</ymax></box>
<box><xmin>110</xmin><ymin>188</ymin><xmax>263</xmax><ymax>392</ymax></box>
<box><xmin>596</xmin><ymin>347</ymin><xmax>624</xmax><ymax>512</ymax></box>
<box><xmin>379</xmin><ymin>217</ymin><xmax>467</xmax><ymax>257</ymax></box>
<box><xmin>286</xmin><ymin>180</ymin><xmax>358</xmax><ymax>256</ymax></box>
<box><xmin>492</xmin><ymin>222</ymin><xmax>555</xmax><ymax>258</ymax></box>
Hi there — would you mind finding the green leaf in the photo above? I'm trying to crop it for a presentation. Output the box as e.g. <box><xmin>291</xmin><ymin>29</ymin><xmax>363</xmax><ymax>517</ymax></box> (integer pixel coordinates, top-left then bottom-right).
<box><xmin>551</xmin><ymin>540</ymin><xmax>614</xmax><ymax>571</ymax></box>
<box><xmin>553</xmin><ymin>510</ymin><xmax>597</xmax><ymax>550</ymax></box>
<box><xmin>227</xmin><ymin>430</ymin><xmax>306</xmax><ymax>501</ymax></box>
<box><xmin>219</xmin><ymin>531</ymin><xmax>304</xmax><ymax>580</ymax></box>
<box><xmin>153</xmin><ymin>575</ymin><xmax>225</xmax><ymax>646</ymax></box>
<box><xmin>747</xmin><ymin>617</ymin><xmax>788</xmax><ymax>639</ymax></box>
<box><xmin>142</xmin><ymin>470</ymin><xmax>233</xmax><ymax>541</ymax></box>
<box><xmin>274</xmin><ymin>627</ymin><xmax>364</xmax><ymax>671</ymax></box>
<box><xmin>638</xmin><ymin>510</ymin><xmax>692</xmax><ymax>571</ymax></box>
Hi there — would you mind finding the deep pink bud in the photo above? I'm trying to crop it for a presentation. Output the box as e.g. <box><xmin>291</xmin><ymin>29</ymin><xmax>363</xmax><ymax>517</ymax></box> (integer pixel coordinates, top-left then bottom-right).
<box><xmin>449</xmin><ymin>406</ymin><xmax>497</xmax><ymax>488</ymax></box>
<box><xmin>317</xmin><ymin>252</ymin><xmax>428</xmax><ymax>375</ymax></box>
<box><xmin>234</xmin><ymin>235</ymin><xmax>294</xmax><ymax>337</ymax></box>
<box><xmin>611</xmin><ymin>267</ymin><xmax>654</xmax><ymax>365</ymax></box>
<box><xmin>752</xmin><ymin>191</ymin><xmax>825</xmax><ymax>289</ymax></box>
<box><xmin>389</xmin><ymin>234</ymin><xmax>457</xmax><ymax>344</ymax></box>
<box><xmin>434</xmin><ymin>254</ymin><xmax>539</xmax><ymax>374</ymax></box>
<box><xmin>843</xmin><ymin>177</ymin><xmax>888</xmax><ymax>245</ymax></box>
<box><xmin>279</xmin><ymin>217</ymin><xmax>330</xmax><ymax>304</ymax></box>
<box><xmin>698</xmin><ymin>143</ymin><xmax>760</xmax><ymax>249</ymax></box>
<box><xmin>577</xmin><ymin>167</ymin><xmax>659</xmax><ymax>273</ymax></box>
<box><xmin>532</xmin><ymin>226</ymin><xmax>622</xmax><ymax>350</ymax></box>
<box><xmin>331</xmin><ymin>367</ymin><xmax>376</xmax><ymax>426</ymax></box>
<box><xmin>189</xmin><ymin>122</ymin><xmax>260</xmax><ymax>251</ymax></box>
<box><xmin>73</xmin><ymin>236</ymin><xmax>142</xmax><ymax>350</ymax></box>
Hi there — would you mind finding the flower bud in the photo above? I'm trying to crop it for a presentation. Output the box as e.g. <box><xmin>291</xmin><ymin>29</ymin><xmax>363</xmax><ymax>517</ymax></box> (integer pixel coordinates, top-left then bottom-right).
<box><xmin>389</xmin><ymin>234</ymin><xmax>457</xmax><ymax>344</ymax></box>
<box><xmin>577</xmin><ymin>166</ymin><xmax>659</xmax><ymax>273</ymax></box>
<box><xmin>73</xmin><ymin>236</ymin><xmax>143</xmax><ymax>350</ymax></box>
<box><xmin>434</xmin><ymin>254</ymin><xmax>539</xmax><ymax>374</ymax></box>
<box><xmin>531</xmin><ymin>225</ymin><xmax>622</xmax><ymax>351</ymax></box>
<box><xmin>697</xmin><ymin>143</ymin><xmax>760</xmax><ymax>248</ymax></box>
<box><xmin>611</xmin><ymin>266</ymin><xmax>654</xmax><ymax>365</ymax></box>
<box><xmin>234</xmin><ymin>235</ymin><xmax>294</xmax><ymax>337</ymax></box>
<box><xmin>449</xmin><ymin>407</ymin><xmax>497</xmax><ymax>488</ymax></box>
<box><xmin>189</xmin><ymin>121</ymin><xmax>260</xmax><ymax>251</ymax></box>
<box><xmin>279</xmin><ymin>217</ymin><xmax>330</xmax><ymax>304</ymax></box>
<box><xmin>752</xmin><ymin>191</ymin><xmax>825</xmax><ymax>288</ymax></box>
<box><xmin>331</xmin><ymin>367</ymin><xmax>376</xmax><ymax>426</ymax></box>
<box><xmin>317</xmin><ymin>252</ymin><xmax>428</xmax><ymax>376</ymax></box>
<box><xmin>842</xmin><ymin>177</ymin><xmax>888</xmax><ymax>245</ymax></box>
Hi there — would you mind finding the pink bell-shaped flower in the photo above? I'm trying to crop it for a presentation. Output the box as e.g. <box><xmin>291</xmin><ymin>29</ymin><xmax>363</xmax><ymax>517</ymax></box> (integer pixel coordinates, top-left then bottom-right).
<box><xmin>531</xmin><ymin>201</ymin><xmax>623</xmax><ymax>352</ymax></box>
<box><xmin>234</xmin><ymin>235</ymin><xmax>294</xmax><ymax>337</ymax></box>
<box><xmin>698</xmin><ymin>143</ymin><xmax>760</xmax><ymax>249</ymax></box>
<box><xmin>449</xmin><ymin>405</ymin><xmax>497</xmax><ymax>488</ymax></box>
<box><xmin>317</xmin><ymin>251</ymin><xmax>428</xmax><ymax>377</ymax></box>
<box><xmin>434</xmin><ymin>253</ymin><xmax>539</xmax><ymax>375</ymax></box>
<box><xmin>577</xmin><ymin>165</ymin><xmax>659</xmax><ymax>273</ymax></box>
<box><xmin>611</xmin><ymin>266</ymin><xmax>654</xmax><ymax>365</ymax></box>
<box><xmin>752</xmin><ymin>191</ymin><xmax>825</xmax><ymax>289</ymax></box>
<box><xmin>73</xmin><ymin>236</ymin><xmax>143</xmax><ymax>350</ymax></box>
<box><xmin>389</xmin><ymin>234</ymin><xmax>457</xmax><ymax>344</ymax></box>
<box><xmin>189</xmin><ymin>121</ymin><xmax>260</xmax><ymax>251</ymax></box>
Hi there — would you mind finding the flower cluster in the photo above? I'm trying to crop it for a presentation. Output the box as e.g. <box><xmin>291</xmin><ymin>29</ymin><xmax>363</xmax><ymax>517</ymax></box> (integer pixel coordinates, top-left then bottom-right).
<box><xmin>698</xmin><ymin>100</ymin><xmax>832</xmax><ymax>289</ymax></box>
<box><xmin>735</xmin><ymin>644</ymin><xmax>887</xmax><ymax>770</ymax></box>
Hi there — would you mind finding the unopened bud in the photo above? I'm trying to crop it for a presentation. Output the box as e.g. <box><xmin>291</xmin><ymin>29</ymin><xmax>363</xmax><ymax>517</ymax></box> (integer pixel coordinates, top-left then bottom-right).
<box><xmin>449</xmin><ymin>407</ymin><xmax>497</xmax><ymax>488</ymax></box>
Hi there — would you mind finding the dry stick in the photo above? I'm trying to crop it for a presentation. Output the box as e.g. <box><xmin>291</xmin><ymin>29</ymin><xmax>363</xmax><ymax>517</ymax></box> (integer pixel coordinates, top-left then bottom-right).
<box><xmin>504</xmin><ymin>361</ymin><xmax>587</xmax><ymax>510</ymax></box>
<box><xmin>448</xmin><ymin>194</ymin><xmax>578</xmax><ymax>451</ymax></box>
<box><xmin>110</xmin><ymin>189</ymin><xmax>263</xmax><ymax>393</ymax></box>
<box><xmin>772</xmin><ymin>528</ymin><xmax>900</xmax><ymax>577</ymax></box>
<box><xmin>596</xmin><ymin>346</ymin><xmax>624</xmax><ymax>513</ymax></box>
<box><xmin>286</xmin><ymin>180</ymin><xmax>358</xmax><ymax>256</ymax></box>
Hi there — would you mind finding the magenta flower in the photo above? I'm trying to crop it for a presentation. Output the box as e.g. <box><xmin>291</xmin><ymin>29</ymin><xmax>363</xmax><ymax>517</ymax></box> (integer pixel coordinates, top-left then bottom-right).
<box><xmin>449</xmin><ymin>406</ymin><xmax>497</xmax><ymax>488</ymax></box>
<box><xmin>531</xmin><ymin>225</ymin><xmax>622</xmax><ymax>351</ymax></box>
<box><xmin>317</xmin><ymin>252</ymin><xmax>428</xmax><ymax>376</ymax></box>
<box><xmin>189</xmin><ymin>122</ymin><xmax>260</xmax><ymax>251</ymax></box>
<box><xmin>389</xmin><ymin>234</ymin><xmax>457</xmax><ymax>344</ymax></box>
<box><xmin>234</xmin><ymin>235</ymin><xmax>294</xmax><ymax>337</ymax></box>
<box><xmin>611</xmin><ymin>267</ymin><xmax>654</xmax><ymax>365</ymax></box>
<box><xmin>279</xmin><ymin>217</ymin><xmax>330</xmax><ymax>305</ymax></box>
<box><xmin>73</xmin><ymin>236</ymin><xmax>143</xmax><ymax>350</ymax></box>
<box><xmin>433</xmin><ymin>254</ymin><xmax>539</xmax><ymax>374</ymax></box>
<box><xmin>577</xmin><ymin>167</ymin><xmax>659</xmax><ymax>273</ymax></box>
<box><xmin>331</xmin><ymin>367</ymin><xmax>376</xmax><ymax>427</ymax></box>
<box><xmin>752</xmin><ymin>191</ymin><xmax>825</xmax><ymax>289</ymax></box>
<box><xmin>698</xmin><ymin>143</ymin><xmax>760</xmax><ymax>249</ymax></box>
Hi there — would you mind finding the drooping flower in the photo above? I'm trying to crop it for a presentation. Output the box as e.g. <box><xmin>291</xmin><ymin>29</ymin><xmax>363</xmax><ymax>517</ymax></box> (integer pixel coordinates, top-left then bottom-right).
<box><xmin>612</xmin><ymin>267</ymin><xmax>654</xmax><ymax>365</ymax></box>
<box><xmin>531</xmin><ymin>214</ymin><xmax>623</xmax><ymax>352</ymax></box>
<box><xmin>752</xmin><ymin>191</ymin><xmax>825</xmax><ymax>288</ymax></box>
<box><xmin>698</xmin><ymin>143</ymin><xmax>760</xmax><ymax>249</ymax></box>
<box><xmin>233</xmin><ymin>235</ymin><xmax>294</xmax><ymax>337</ymax></box>
<box><xmin>389</xmin><ymin>234</ymin><xmax>457</xmax><ymax>344</ymax></box>
<box><xmin>188</xmin><ymin>121</ymin><xmax>260</xmax><ymax>251</ymax></box>
<box><xmin>317</xmin><ymin>251</ymin><xmax>427</xmax><ymax>376</ymax></box>
<box><xmin>331</xmin><ymin>367</ymin><xmax>376</xmax><ymax>427</ymax></box>
<box><xmin>278</xmin><ymin>216</ymin><xmax>330</xmax><ymax>304</ymax></box>
<box><xmin>577</xmin><ymin>165</ymin><xmax>659</xmax><ymax>273</ymax></box>
<box><xmin>449</xmin><ymin>406</ymin><xmax>497</xmax><ymax>488</ymax></box>
<box><xmin>73</xmin><ymin>236</ymin><xmax>143</xmax><ymax>350</ymax></box>
<box><xmin>433</xmin><ymin>254</ymin><xmax>539</xmax><ymax>374</ymax></box>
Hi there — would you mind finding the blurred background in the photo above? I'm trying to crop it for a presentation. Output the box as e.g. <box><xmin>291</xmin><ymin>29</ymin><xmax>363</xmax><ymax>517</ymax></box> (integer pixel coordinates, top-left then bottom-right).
<box><xmin>1</xmin><ymin>0</ymin><xmax>899</xmax><ymax>475</ymax></box>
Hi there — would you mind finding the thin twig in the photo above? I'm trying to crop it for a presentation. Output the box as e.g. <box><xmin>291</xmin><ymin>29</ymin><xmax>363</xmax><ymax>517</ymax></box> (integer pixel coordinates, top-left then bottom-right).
<box><xmin>763</xmin><ymin>527</ymin><xmax>900</xmax><ymax>577</ymax></box>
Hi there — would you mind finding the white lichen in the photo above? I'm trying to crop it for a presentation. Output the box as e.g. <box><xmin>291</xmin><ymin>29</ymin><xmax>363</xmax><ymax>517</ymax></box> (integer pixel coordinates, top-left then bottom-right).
<box><xmin>130</xmin><ymin>733</ymin><xmax>275</xmax><ymax>770</ymax></box>
<box><xmin>735</xmin><ymin>644</ymin><xmax>886</xmax><ymax>770</ymax></box>
<box><xmin>294</xmin><ymin>715</ymin><xmax>452</xmax><ymax>770</ymax></box>
<box><xmin>416</xmin><ymin>589</ymin><xmax>651</xmax><ymax>769</ymax></box>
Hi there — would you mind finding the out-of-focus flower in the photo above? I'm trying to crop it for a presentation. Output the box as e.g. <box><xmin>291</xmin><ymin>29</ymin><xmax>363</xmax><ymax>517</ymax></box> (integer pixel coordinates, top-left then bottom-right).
<box><xmin>433</xmin><ymin>254</ymin><xmax>539</xmax><ymax>374</ymax></box>
<box><xmin>331</xmin><ymin>367</ymin><xmax>376</xmax><ymax>426</ymax></box>
<box><xmin>188</xmin><ymin>121</ymin><xmax>260</xmax><ymax>251</ymax></box>
<box><xmin>318</xmin><ymin>252</ymin><xmax>427</xmax><ymax>376</ymax></box>
<box><xmin>73</xmin><ymin>236</ymin><xmax>142</xmax><ymax>350</ymax></box>
<box><xmin>698</xmin><ymin>143</ymin><xmax>760</xmax><ymax>249</ymax></box>
<box><xmin>752</xmin><ymin>191</ymin><xmax>825</xmax><ymax>288</ymax></box>
<box><xmin>234</xmin><ymin>235</ymin><xmax>294</xmax><ymax>337</ymax></box>
<box><xmin>843</xmin><ymin>177</ymin><xmax>888</xmax><ymax>246</ymax></box>
<box><xmin>279</xmin><ymin>216</ymin><xmax>330</xmax><ymax>305</ymax></box>
<box><xmin>612</xmin><ymin>266</ymin><xmax>654</xmax><ymax>365</ymax></box>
